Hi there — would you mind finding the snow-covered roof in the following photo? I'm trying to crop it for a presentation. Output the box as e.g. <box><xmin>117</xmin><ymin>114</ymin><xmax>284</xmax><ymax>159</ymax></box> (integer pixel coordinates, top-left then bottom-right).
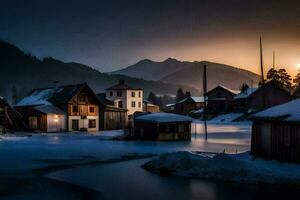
<box><xmin>234</xmin><ymin>88</ymin><xmax>258</xmax><ymax>99</ymax></box>
<box><xmin>16</xmin><ymin>88</ymin><xmax>54</xmax><ymax>106</ymax></box>
<box><xmin>165</xmin><ymin>103</ymin><xmax>176</xmax><ymax>107</ymax></box>
<box><xmin>190</xmin><ymin>108</ymin><xmax>204</xmax><ymax>114</ymax></box>
<box><xmin>218</xmin><ymin>85</ymin><xmax>240</xmax><ymax>95</ymax></box>
<box><xmin>34</xmin><ymin>105</ymin><xmax>65</xmax><ymax>115</ymax></box>
<box><xmin>135</xmin><ymin>112</ymin><xmax>193</xmax><ymax>123</ymax></box>
<box><xmin>177</xmin><ymin>96</ymin><xmax>205</xmax><ymax>104</ymax></box>
<box><xmin>252</xmin><ymin>98</ymin><xmax>300</xmax><ymax>121</ymax></box>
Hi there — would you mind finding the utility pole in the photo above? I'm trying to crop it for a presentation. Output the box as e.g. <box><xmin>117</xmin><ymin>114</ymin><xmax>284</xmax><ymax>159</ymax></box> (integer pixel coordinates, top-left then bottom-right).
<box><xmin>260</xmin><ymin>36</ymin><xmax>266</xmax><ymax>109</ymax></box>
<box><xmin>203</xmin><ymin>64</ymin><xmax>208</xmax><ymax>140</ymax></box>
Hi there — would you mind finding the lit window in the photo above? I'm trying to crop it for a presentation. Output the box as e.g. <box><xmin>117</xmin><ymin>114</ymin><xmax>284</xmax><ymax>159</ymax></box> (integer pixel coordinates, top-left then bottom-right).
<box><xmin>131</xmin><ymin>92</ymin><xmax>135</xmax><ymax>97</ymax></box>
<box><xmin>132</xmin><ymin>101</ymin><xmax>136</xmax><ymax>107</ymax></box>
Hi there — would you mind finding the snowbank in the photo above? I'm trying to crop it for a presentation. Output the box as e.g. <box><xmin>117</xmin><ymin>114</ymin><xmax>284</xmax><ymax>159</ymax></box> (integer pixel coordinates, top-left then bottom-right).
<box><xmin>142</xmin><ymin>151</ymin><xmax>300</xmax><ymax>184</ymax></box>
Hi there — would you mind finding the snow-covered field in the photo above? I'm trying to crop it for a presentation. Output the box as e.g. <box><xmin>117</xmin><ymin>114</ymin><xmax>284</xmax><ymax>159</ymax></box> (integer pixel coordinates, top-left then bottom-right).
<box><xmin>143</xmin><ymin>151</ymin><xmax>300</xmax><ymax>184</ymax></box>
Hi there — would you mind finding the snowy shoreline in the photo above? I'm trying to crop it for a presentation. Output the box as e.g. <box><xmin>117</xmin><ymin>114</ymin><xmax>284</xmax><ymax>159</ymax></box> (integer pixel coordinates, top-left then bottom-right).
<box><xmin>142</xmin><ymin>151</ymin><xmax>300</xmax><ymax>184</ymax></box>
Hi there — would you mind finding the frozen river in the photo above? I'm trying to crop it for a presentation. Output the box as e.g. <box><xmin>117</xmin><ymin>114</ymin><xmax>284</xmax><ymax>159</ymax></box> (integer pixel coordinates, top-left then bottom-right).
<box><xmin>1</xmin><ymin>122</ymin><xmax>299</xmax><ymax>199</ymax></box>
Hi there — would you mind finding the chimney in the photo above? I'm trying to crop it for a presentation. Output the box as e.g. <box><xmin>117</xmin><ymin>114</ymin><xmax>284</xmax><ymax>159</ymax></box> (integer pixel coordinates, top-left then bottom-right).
<box><xmin>53</xmin><ymin>81</ymin><xmax>59</xmax><ymax>90</ymax></box>
<box><xmin>119</xmin><ymin>80</ymin><xmax>125</xmax><ymax>84</ymax></box>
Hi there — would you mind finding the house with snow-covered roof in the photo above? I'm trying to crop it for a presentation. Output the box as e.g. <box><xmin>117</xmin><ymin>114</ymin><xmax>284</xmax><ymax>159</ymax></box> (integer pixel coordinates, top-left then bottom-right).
<box><xmin>251</xmin><ymin>98</ymin><xmax>300</xmax><ymax>163</ymax></box>
<box><xmin>205</xmin><ymin>85</ymin><xmax>240</xmax><ymax>114</ymax></box>
<box><xmin>234</xmin><ymin>80</ymin><xmax>294</xmax><ymax>113</ymax></box>
<box><xmin>134</xmin><ymin>112</ymin><xmax>192</xmax><ymax>141</ymax></box>
<box><xmin>174</xmin><ymin>96</ymin><xmax>205</xmax><ymax>115</ymax></box>
<box><xmin>15</xmin><ymin>83</ymin><xmax>100</xmax><ymax>132</ymax></box>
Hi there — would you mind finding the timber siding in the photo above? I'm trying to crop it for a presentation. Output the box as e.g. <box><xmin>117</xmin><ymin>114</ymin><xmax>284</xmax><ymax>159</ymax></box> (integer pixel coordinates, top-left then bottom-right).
<box><xmin>251</xmin><ymin>120</ymin><xmax>300</xmax><ymax>163</ymax></box>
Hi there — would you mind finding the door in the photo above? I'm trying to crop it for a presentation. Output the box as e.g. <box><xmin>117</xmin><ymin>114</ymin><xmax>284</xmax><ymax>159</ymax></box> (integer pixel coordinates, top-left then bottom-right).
<box><xmin>72</xmin><ymin>119</ymin><xmax>79</xmax><ymax>131</ymax></box>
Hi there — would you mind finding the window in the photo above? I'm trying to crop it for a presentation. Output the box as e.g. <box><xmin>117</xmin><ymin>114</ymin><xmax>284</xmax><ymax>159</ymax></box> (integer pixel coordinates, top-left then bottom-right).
<box><xmin>178</xmin><ymin>124</ymin><xmax>184</xmax><ymax>133</ymax></box>
<box><xmin>89</xmin><ymin>119</ymin><xmax>96</xmax><ymax>128</ymax></box>
<box><xmin>118</xmin><ymin>101</ymin><xmax>123</xmax><ymax>108</ymax></box>
<box><xmin>138</xmin><ymin>91</ymin><xmax>141</xmax><ymax>98</ymax></box>
<box><xmin>117</xmin><ymin>91</ymin><xmax>122</xmax><ymax>97</ymax></box>
<box><xmin>78</xmin><ymin>94</ymin><xmax>86</xmax><ymax>102</ymax></box>
<box><xmin>110</xmin><ymin>91</ymin><xmax>113</xmax><ymax>97</ymax></box>
<box><xmin>131</xmin><ymin>92</ymin><xmax>135</xmax><ymax>97</ymax></box>
<box><xmin>131</xmin><ymin>101</ymin><xmax>136</xmax><ymax>107</ymax></box>
<box><xmin>138</xmin><ymin>101</ymin><xmax>141</xmax><ymax>108</ymax></box>
<box><xmin>72</xmin><ymin>105</ymin><xmax>79</xmax><ymax>112</ymax></box>
<box><xmin>29</xmin><ymin>117</ymin><xmax>38</xmax><ymax>129</ymax></box>
<box><xmin>89</xmin><ymin>106</ymin><xmax>95</xmax><ymax>113</ymax></box>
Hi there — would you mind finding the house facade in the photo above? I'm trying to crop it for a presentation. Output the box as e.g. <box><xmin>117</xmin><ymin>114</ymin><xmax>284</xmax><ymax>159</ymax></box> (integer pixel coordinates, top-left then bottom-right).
<box><xmin>206</xmin><ymin>85</ymin><xmax>239</xmax><ymax>114</ymax></box>
<box><xmin>15</xmin><ymin>83</ymin><xmax>100</xmax><ymax>132</ymax></box>
<box><xmin>143</xmin><ymin>100</ymin><xmax>160</xmax><ymax>113</ymax></box>
<box><xmin>106</xmin><ymin>80</ymin><xmax>143</xmax><ymax>117</ymax></box>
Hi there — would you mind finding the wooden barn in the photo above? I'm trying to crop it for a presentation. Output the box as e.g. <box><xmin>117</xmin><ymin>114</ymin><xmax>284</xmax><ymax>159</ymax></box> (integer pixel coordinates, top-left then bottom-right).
<box><xmin>134</xmin><ymin>112</ymin><xmax>192</xmax><ymax>141</ymax></box>
<box><xmin>251</xmin><ymin>98</ymin><xmax>300</xmax><ymax>163</ymax></box>
<box><xmin>15</xmin><ymin>83</ymin><xmax>100</xmax><ymax>132</ymax></box>
<box><xmin>0</xmin><ymin>97</ymin><xmax>26</xmax><ymax>133</ymax></box>
<box><xmin>175</xmin><ymin>96</ymin><xmax>205</xmax><ymax>115</ymax></box>
<box><xmin>143</xmin><ymin>100</ymin><xmax>160</xmax><ymax>113</ymax></box>
<box><xmin>205</xmin><ymin>85</ymin><xmax>239</xmax><ymax>114</ymax></box>
<box><xmin>234</xmin><ymin>80</ymin><xmax>294</xmax><ymax>113</ymax></box>
<box><xmin>97</xmin><ymin>93</ymin><xmax>128</xmax><ymax>130</ymax></box>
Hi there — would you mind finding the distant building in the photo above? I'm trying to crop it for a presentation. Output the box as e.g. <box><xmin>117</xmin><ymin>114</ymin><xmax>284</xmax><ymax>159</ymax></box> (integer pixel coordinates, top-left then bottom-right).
<box><xmin>143</xmin><ymin>100</ymin><xmax>160</xmax><ymax>113</ymax></box>
<box><xmin>0</xmin><ymin>97</ymin><xmax>26</xmax><ymax>133</ymax></box>
<box><xmin>206</xmin><ymin>85</ymin><xmax>240</xmax><ymax>114</ymax></box>
<box><xmin>15</xmin><ymin>83</ymin><xmax>100</xmax><ymax>132</ymax></box>
<box><xmin>97</xmin><ymin>93</ymin><xmax>128</xmax><ymax>130</ymax></box>
<box><xmin>251</xmin><ymin>98</ymin><xmax>300</xmax><ymax>163</ymax></box>
<box><xmin>234</xmin><ymin>80</ymin><xmax>294</xmax><ymax>113</ymax></box>
<box><xmin>106</xmin><ymin>80</ymin><xmax>143</xmax><ymax>118</ymax></box>
<box><xmin>175</xmin><ymin>96</ymin><xmax>205</xmax><ymax>115</ymax></box>
<box><xmin>134</xmin><ymin>112</ymin><xmax>192</xmax><ymax>141</ymax></box>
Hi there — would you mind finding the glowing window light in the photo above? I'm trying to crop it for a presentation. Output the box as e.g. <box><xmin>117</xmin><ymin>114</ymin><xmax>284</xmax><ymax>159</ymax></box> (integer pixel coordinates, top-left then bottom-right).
<box><xmin>53</xmin><ymin>114</ymin><xmax>59</xmax><ymax>123</ymax></box>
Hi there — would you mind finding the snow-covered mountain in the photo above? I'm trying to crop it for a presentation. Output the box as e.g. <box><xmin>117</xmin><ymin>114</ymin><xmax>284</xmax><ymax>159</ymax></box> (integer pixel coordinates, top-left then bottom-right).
<box><xmin>110</xmin><ymin>59</ymin><xmax>260</xmax><ymax>91</ymax></box>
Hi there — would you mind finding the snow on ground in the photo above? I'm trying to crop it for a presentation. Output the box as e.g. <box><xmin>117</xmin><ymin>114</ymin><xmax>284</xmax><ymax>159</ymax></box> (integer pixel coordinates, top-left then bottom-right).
<box><xmin>143</xmin><ymin>151</ymin><xmax>300</xmax><ymax>184</ymax></box>
<box><xmin>209</xmin><ymin>113</ymin><xmax>244</xmax><ymax>123</ymax></box>
<box><xmin>93</xmin><ymin>129</ymin><xmax>125</xmax><ymax>139</ymax></box>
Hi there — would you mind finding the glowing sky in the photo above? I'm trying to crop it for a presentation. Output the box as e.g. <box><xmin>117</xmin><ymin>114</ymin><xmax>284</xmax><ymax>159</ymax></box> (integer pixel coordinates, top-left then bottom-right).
<box><xmin>1</xmin><ymin>0</ymin><xmax>300</xmax><ymax>76</ymax></box>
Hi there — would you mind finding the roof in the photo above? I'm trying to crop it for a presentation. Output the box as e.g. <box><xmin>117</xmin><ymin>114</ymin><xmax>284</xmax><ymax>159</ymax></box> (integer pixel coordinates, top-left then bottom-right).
<box><xmin>234</xmin><ymin>88</ymin><xmax>258</xmax><ymax>99</ymax></box>
<box><xmin>16</xmin><ymin>83</ymin><xmax>86</xmax><ymax>106</ymax></box>
<box><xmin>96</xmin><ymin>93</ymin><xmax>127</xmax><ymax>112</ymax></box>
<box><xmin>106</xmin><ymin>80</ymin><xmax>142</xmax><ymax>91</ymax></box>
<box><xmin>135</xmin><ymin>112</ymin><xmax>193</xmax><ymax>123</ymax></box>
<box><xmin>218</xmin><ymin>85</ymin><xmax>240</xmax><ymax>94</ymax></box>
<box><xmin>34</xmin><ymin>105</ymin><xmax>65</xmax><ymax>115</ymax></box>
<box><xmin>177</xmin><ymin>96</ymin><xmax>205</xmax><ymax>104</ymax></box>
<box><xmin>252</xmin><ymin>98</ymin><xmax>300</xmax><ymax>122</ymax></box>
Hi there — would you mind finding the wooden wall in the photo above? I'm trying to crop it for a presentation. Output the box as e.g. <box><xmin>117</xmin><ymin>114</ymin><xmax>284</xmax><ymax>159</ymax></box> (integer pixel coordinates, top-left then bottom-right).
<box><xmin>100</xmin><ymin>110</ymin><xmax>127</xmax><ymax>130</ymax></box>
<box><xmin>251</xmin><ymin>120</ymin><xmax>300</xmax><ymax>163</ymax></box>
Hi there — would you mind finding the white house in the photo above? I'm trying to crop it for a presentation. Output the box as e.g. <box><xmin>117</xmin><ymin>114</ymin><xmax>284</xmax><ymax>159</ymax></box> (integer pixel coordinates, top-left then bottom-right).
<box><xmin>106</xmin><ymin>80</ymin><xmax>143</xmax><ymax>118</ymax></box>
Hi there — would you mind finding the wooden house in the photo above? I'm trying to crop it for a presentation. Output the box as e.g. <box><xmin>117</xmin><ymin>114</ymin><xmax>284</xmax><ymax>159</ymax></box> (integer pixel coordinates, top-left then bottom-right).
<box><xmin>97</xmin><ymin>93</ymin><xmax>128</xmax><ymax>130</ymax></box>
<box><xmin>205</xmin><ymin>85</ymin><xmax>239</xmax><ymax>114</ymax></box>
<box><xmin>251</xmin><ymin>98</ymin><xmax>300</xmax><ymax>163</ymax></box>
<box><xmin>15</xmin><ymin>83</ymin><xmax>100</xmax><ymax>132</ymax></box>
<box><xmin>143</xmin><ymin>100</ymin><xmax>160</xmax><ymax>113</ymax></box>
<box><xmin>0</xmin><ymin>97</ymin><xmax>26</xmax><ymax>133</ymax></box>
<box><xmin>134</xmin><ymin>112</ymin><xmax>192</xmax><ymax>141</ymax></box>
<box><xmin>175</xmin><ymin>96</ymin><xmax>205</xmax><ymax>115</ymax></box>
<box><xmin>234</xmin><ymin>80</ymin><xmax>294</xmax><ymax>113</ymax></box>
